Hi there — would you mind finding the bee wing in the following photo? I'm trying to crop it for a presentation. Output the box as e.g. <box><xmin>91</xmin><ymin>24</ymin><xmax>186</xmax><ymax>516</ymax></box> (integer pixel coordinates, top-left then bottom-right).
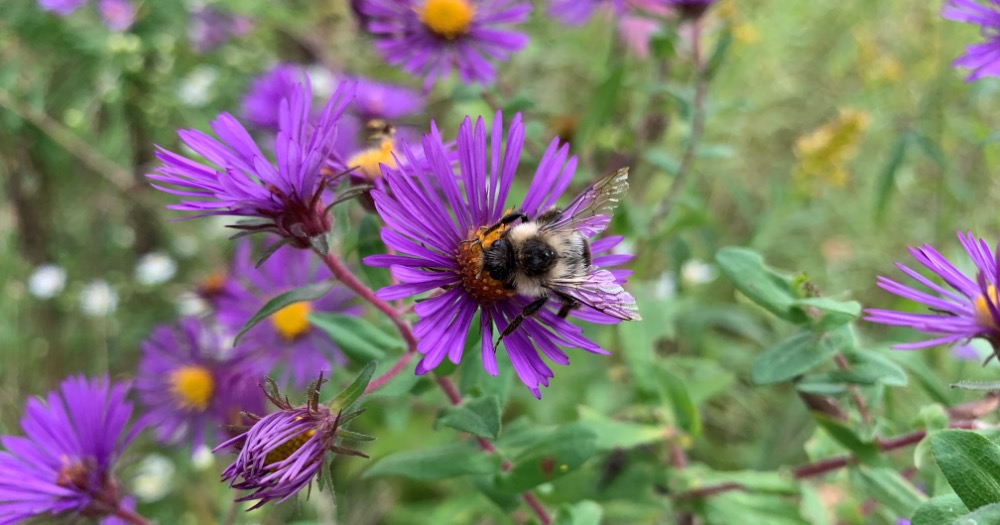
<box><xmin>540</xmin><ymin>168</ymin><xmax>629</xmax><ymax>237</ymax></box>
<box><xmin>546</xmin><ymin>269</ymin><xmax>642</xmax><ymax>321</ymax></box>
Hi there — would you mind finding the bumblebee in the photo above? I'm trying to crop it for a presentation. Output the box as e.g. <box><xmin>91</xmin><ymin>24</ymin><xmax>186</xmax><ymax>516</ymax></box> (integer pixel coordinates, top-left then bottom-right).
<box><xmin>476</xmin><ymin>168</ymin><xmax>641</xmax><ymax>342</ymax></box>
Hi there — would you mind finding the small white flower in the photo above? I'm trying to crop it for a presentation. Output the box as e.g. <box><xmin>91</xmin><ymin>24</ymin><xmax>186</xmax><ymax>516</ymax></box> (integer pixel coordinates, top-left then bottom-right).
<box><xmin>306</xmin><ymin>65</ymin><xmax>336</xmax><ymax>98</ymax></box>
<box><xmin>654</xmin><ymin>272</ymin><xmax>677</xmax><ymax>300</ymax></box>
<box><xmin>681</xmin><ymin>259</ymin><xmax>718</xmax><ymax>286</ymax></box>
<box><xmin>28</xmin><ymin>264</ymin><xmax>67</xmax><ymax>299</ymax></box>
<box><xmin>190</xmin><ymin>444</ymin><xmax>215</xmax><ymax>471</ymax></box>
<box><xmin>79</xmin><ymin>280</ymin><xmax>119</xmax><ymax>317</ymax></box>
<box><xmin>133</xmin><ymin>454</ymin><xmax>176</xmax><ymax>502</ymax></box>
<box><xmin>178</xmin><ymin>65</ymin><xmax>218</xmax><ymax>107</ymax></box>
<box><xmin>135</xmin><ymin>252</ymin><xmax>177</xmax><ymax>286</ymax></box>
<box><xmin>175</xmin><ymin>291</ymin><xmax>209</xmax><ymax>316</ymax></box>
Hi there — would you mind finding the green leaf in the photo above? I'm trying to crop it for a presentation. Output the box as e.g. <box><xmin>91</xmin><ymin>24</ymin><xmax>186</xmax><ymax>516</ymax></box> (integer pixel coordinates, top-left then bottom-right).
<box><xmin>855</xmin><ymin>466</ymin><xmax>927</xmax><ymax>517</ymax></box>
<box><xmin>874</xmin><ymin>132</ymin><xmax>911</xmax><ymax>223</ymax></box>
<box><xmin>951</xmin><ymin>380</ymin><xmax>1000</xmax><ymax>392</ymax></box>
<box><xmin>952</xmin><ymin>502</ymin><xmax>1000</xmax><ymax>524</ymax></box>
<box><xmin>752</xmin><ymin>327</ymin><xmax>849</xmax><ymax>385</ymax></box>
<box><xmin>553</xmin><ymin>500</ymin><xmax>603</xmax><ymax>525</ymax></box>
<box><xmin>659</xmin><ymin>368</ymin><xmax>701</xmax><ymax>438</ymax></box>
<box><xmin>363</xmin><ymin>443</ymin><xmax>502</xmax><ymax>481</ymax></box>
<box><xmin>437</xmin><ymin>395</ymin><xmax>502</xmax><ymax>440</ymax></box>
<box><xmin>329</xmin><ymin>361</ymin><xmax>377</xmax><ymax>412</ymax></box>
<box><xmin>576</xmin><ymin>62</ymin><xmax>624</xmax><ymax>147</ymax></box>
<box><xmin>826</xmin><ymin>350</ymin><xmax>908</xmax><ymax>387</ymax></box>
<box><xmin>458</xmin><ymin>312</ymin><xmax>513</xmax><ymax>402</ymax></box>
<box><xmin>309</xmin><ymin>313</ymin><xmax>402</xmax><ymax>364</ymax></box>
<box><xmin>794</xmin><ymin>297</ymin><xmax>861</xmax><ymax>331</ymax></box>
<box><xmin>704</xmin><ymin>29</ymin><xmax>733</xmax><ymax>80</ymax></box>
<box><xmin>497</xmin><ymin>423</ymin><xmax>597</xmax><ymax>492</ymax></box>
<box><xmin>356</xmin><ymin>214</ymin><xmax>390</xmax><ymax>290</ymax></box>
<box><xmin>715</xmin><ymin>247</ymin><xmax>808</xmax><ymax>324</ymax></box>
<box><xmin>813</xmin><ymin>413</ymin><xmax>878</xmax><ymax>463</ymax></box>
<box><xmin>576</xmin><ymin>406</ymin><xmax>667</xmax><ymax>451</ymax></box>
<box><xmin>234</xmin><ymin>281</ymin><xmax>334</xmax><ymax>344</ymax></box>
<box><xmin>911</xmin><ymin>494</ymin><xmax>968</xmax><ymax>525</ymax></box>
<box><xmin>931</xmin><ymin>430</ymin><xmax>1000</xmax><ymax>510</ymax></box>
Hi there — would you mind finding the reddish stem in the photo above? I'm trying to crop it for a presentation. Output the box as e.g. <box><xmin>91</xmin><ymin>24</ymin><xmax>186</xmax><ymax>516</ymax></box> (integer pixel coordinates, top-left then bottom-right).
<box><xmin>522</xmin><ymin>492</ymin><xmax>553</xmax><ymax>525</ymax></box>
<box><xmin>834</xmin><ymin>353</ymin><xmax>872</xmax><ymax>425</ymax></box>
<box><xmin>110</xmin><ymin>506</ymin><xmax>151</xmax><ymax>525</ymax></box>
<box><xmin>365</xmin><ymin>352</ymin><xmax>416</xmax><ymax>394</ymax></box>
<box><xmin>317</xmin><ymin>250</ymin><xmax>420</xmax><ymax>353</ymax></box>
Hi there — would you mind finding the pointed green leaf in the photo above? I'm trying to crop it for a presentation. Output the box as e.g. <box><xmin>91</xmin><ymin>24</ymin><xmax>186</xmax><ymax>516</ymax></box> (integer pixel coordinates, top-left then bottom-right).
<box><xmin>553</xmin><ymin>501</ymin><xmax>603</xmax><ymax>525</ymax></box>
<box><xmin>952</xmin><ymin>503</ymin><xmax>1000</xmax><ymax>524</ymax></box>
<box><xmin>813</xmin><ymin>413</ymin><xmax>878</xmax><ymax>463</ymax></box>
<box><xmin>309</xmin><ymin>313</ymin><xmax>402</xmax><ymax>364</ymax></box>
<box><xmin>234</xmin><ymin>281</ymin><xmax>334</xmax><ymax>344</ymax></box>
<box><xmin>753</xmin><ymin>327</ymin><xmax>850</xmax><ymax>385</ymax></box>
<box><xmin>576</xmin><ymin>62</ymin><xmax>624</xmax><ymax>147</ymax></box>
<box><xmin>951</xmin><ymin>380</ymin><xmax>1000</xmax><ymax>392</ymax></box>
<box><xmin>874</xmin><ymin>132</ymin><xmax>911</xmax><ymax>223</ymax></box>
<box><xmin>855</xmin><ymin>466</ymin><xmax>926</xmax><ymax>518</ymax></box>
<box><xmin>659</xmin><ymin>368</ymin><xmax>701</xmax><ymax>438</ymax></box>
<box><xmin>912</xmin><ymin>494</ymin><xmax>968</xmax><ymax>525</ymax></box>
<box><xmin>577</xmin><ymin>406</ymin><xmax>666</xmax><ymax>452</ymax></box>
<box><xmin>931</xmin><ymin>430</ymin><xmax>1000</xmax><ymax>511</ymax></box>
<box><xmin>716</xmin><ymin>247</ymin><xmax>807</xmax><ymax>324</ymax></box>
<box><xmin>794</xmin><ymin>297</ymin><xmax>861</xmax><ymax>330</ymax></box>
<box><xmin>363</xmin><ymin>443</ymin><xmax>501</xmax><ymax>481</ymax></box>
<box><xmin>437</xmin><ymin>395</ymin><xmax>502</xmax><ymax>440</ymax></box>
<box><xmin>497</xmin><ymin>423</ymin><xmax>597</xmax><ymax>492</ymax></box>
<box><xmin>329</xmin><ymin>361</ymin><xmax>377</xmax><ymax>412</ymax></box>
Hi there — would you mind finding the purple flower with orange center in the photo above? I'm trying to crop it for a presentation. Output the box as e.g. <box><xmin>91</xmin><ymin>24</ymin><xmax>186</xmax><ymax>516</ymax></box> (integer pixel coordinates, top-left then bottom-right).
<box><xmin>359</xmin><ymin>0</ymin><xmax>531</xmax><ymax>88</ymax></box>
<box><xmin>365</xmin><ymin>111</ymin><xmax>639</xmax><ymax>397</ymax></box>
<box><xmin>216</xmin><ymin>241</ymin><xmax>360</xmax><ymax>388</ymax></box>
<box><xmin>865</xmin><ymin>232</ymin><xmax>1000</xmax><ymax>355</ymax></box>
<box><xmin>943</xmin><ymin>0</ymin><xmax>1000</xmax><ymax>81</ymax></box>
<box><xmin>148</xmin><ymin>79</ymin><xmax>354</xmax><ymax>250</ymax></box>
<box><xmin>215</xmin><ymin>377</ymin><xmax>369</xmax><ymax>509</ymax></box>
<box><xmin>0</xmin><ymin>376</ymin><xmax>143</xmax><ymax>523</ymax></box>
<box><xmin>136</xmin><ymin>317</ymin><xmax>266</xmax><ymax>449</ymax></box>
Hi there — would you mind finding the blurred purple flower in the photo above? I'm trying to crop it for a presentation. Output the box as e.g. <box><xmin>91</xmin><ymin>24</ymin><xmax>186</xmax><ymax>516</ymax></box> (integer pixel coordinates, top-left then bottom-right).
<box><xmin>895</xmin><ymin>520</ymin><xmax>911</xmax><ymax>525</ymax></box>
<box><xmin>215</xmin><ymin>379</ymin><xmax>368</xmax><ymax>509</ymax></box>
<box><xmin>240</xmin><ymin>64</ymin><xmax>306</xmax><ymax>132</ymax></box>
<box><xmin>364</xmin><ymin>111</ymin><xmax>638</xmax><ymax>397</ymax></box>
<box><xmin>216</xmin><ymin>241</ymin><xmax>360</xmax><ymax>388</ymax></box>
<box><xmin>189</xmin><ymin>7</ymin><xmax>253</xmax><ymax>53</ymax></box>
<box><xmin>548</xmin><ymin>0</ymin><xmax>622</xmax><ymax>24</ymax></box>
<box><xmin>953</xmin><ymin>344</ymin><xmax>983</xmax><ymax>361</ymax></box>
<box><xmin>136</xmin><ymin>317</ymin><xmax>266</xmax><ymax>449</ymax></box>
<box><xmin>97</xmin><ymin>0</ymin><xmax>134</xmax><ymax>31</ymax></box>
<box><xmin>943</xmin><ymin>0</ymin><xmax>1000</xmax><ymax>81</ymax></box>
<box><xmin>618</xmin><ymin>15</ymin><xmax>660</xmax><ymax>58</ymax></box>
<box><xmin>0</xmin><ymin>376</ymin><xmax>142</xmax><ymax>523</ymax></box>
<box><xmin>37</xmin><ymin>0</ymin><xmax>86</xmax><ymax>15</ymax></box>
<box><xmin>865</xmin><ymin>232</ymin><xmax>1000</xmax><ymax>354</ymax></box>
<box><xmin>359</xmin><ymin>0</ymin><xmax>530</xmax><ymax>88</ymax></box>
<box><xmin>148</xmin><ymin>79</ymin><xmax>354</xmax><ymax>249</ymax></box>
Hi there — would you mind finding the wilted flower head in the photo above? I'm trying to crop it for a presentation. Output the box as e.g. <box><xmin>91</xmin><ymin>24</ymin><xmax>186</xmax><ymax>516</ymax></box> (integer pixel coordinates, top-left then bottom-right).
<box><xmin>148</xmin><ymin>80</ymin><xmax>354</xmax><ymax>250</ymax></box>
<box><xmin>359</xmin><ymin>0</ymin><xmax>531</xmax><ymax>88</ymax></box>
<box><xmin>136</xmin><ymin>317</ymin><xmax>265</xmax><ymax>449</ymax></box>
<box><xmin>865</xmin><ymin>232</ymin><xmax>1000</xmax><ymax>355</ymax></box>
<box><xmin>0</xmin><ymin>376</ymin><xmax>142</xmax><ymax>523</ymax></box>
<box><xmin>215</xmin><ymin>377</ymin><xmax>369</xmax><ymax>509</ymax></box>
<box><xmin>364</xmin><ymin>110</ymin><xmax>639</xmax><ymax>397</ymax></box>
<box><xmin>216</xmin><ymin>241</ymin><xmax>360</xmax><ymax>388</ymax></box>
<box><xmin>28</xmin><ymin>263</ymin><xmax>67</xmax><ymax>299</ymax></box>
<box><xmin>942</xmin><ymin>0</ymin><xmax>1000</xmax><ymax>81</ymax></box>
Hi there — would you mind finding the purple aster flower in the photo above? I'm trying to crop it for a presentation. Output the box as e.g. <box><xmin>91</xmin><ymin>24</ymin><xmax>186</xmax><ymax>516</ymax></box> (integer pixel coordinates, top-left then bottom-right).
<box><xmin>240</xmin><ymin>64</ymin><xmax>306</xmax><ymax>132</ymax></box>
<box><xmin>215</xmin><ymin>378</ymin><xmax>368</xmax><ymax>509</ymax></box>
<box><xmin>189</xmin><ymin>7</ymin><xmax>254</xmax><ymax>53</ymax></box>
<box><xmin>865</xmin><ymin>232</ymin><xmax>1000</xmax><ymax>354</ymax></box>
<box><xmin>548</xmin><ymin>0</ymin><xmax>623</xmax><ymax>24</ymax></box>
<box><xmin>0</xmin><ymin>376</ymin><xmax>143</xmax><ymax>523</ymax></box>
<box><xmin>37</xmin><ymin>0</ymin><xmax>86</xmax><ymax>15</ymax></box>
<box><xmin>360</xmin><ymin>0</ymin><xmax>531</xmax><ymax>88</ymax></box>
<box><xmin>136</xmin><ymin>317</ymin><xmax>266</xmax><ymax>449</ymax></box>
<box><xmin>943</xmin><ymin>0</ymin><xmax>1000</xmax><ymax>81</ymax></box>
<box><xmin>364</xmin><ymin>111</ymin><xmax>640</xmax><ymax>397</ymax></box>
<box><xmin>216</xmin><ymin>241</ymin><xmax>360</xmax><ymax>388</ymax></box>
<box><xmin>148</xmin><ymin>79</ymin><xmax>354</xmax><ymax>250</ymax></box>
<box><xmin>98</xmin><ymin>0</ymin><xmax>135</xmax><ymax>31</ymax></box>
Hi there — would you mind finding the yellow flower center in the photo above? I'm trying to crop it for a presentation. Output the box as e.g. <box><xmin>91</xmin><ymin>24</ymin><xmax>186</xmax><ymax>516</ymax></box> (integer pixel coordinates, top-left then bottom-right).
<box><xmin>455</xmin><ymin>217</ymin><xmax>518</xmax><ymax>305</ymax></box>
<box><xmin>975</xmin><ymin>285</ymin><xmax>1000</xmax><ymax>329</ymax></box>
<box><xmin>346</xmin><ymin>139</ymin><xmax>397</xmax><ymax>182</ymax></box>
<box><xmin>264</xmin><ymin>428</ymin><xmax>317</xmax><ymax>466</ymax></box>
<box><xmin>168</xmin><ymin>365</ymin><xmax>215</xmax><ymax>412</ymax></box>
<box><xmin>272</xmin><ymin>301</ymin><xmax>313</xmax><ymax>341</ymax></box>
<box><xmin>419</xmin><ymin>0</ymin><xmax>475</xmax><ymax>40</ymax></box>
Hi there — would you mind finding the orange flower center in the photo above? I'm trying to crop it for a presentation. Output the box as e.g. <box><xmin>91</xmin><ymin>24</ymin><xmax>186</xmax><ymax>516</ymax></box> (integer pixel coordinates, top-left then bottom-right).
<box><xmin>456</xmin><ymin>220</ymin><xmax>517</xmax><ymax>305</ymax></box>
<box><xmin>419</xmin><ymin>0</ymin><xmax>475</xmax><ymax>39</ymax></box>
<box><xmin>346</xmin><ymin>139</ymin><xmax>397</xmax><ymax>182</ymax></box>
<box><xmin>975</xmin><ymin>285</ymin><xmax>1000</xmax><ymax>330</ymax></box>
<box><xmin>271</xmin><ymin>301</ymin><xmax>312</xmax><ymax>341</ymax></box>
<box><xmin>169</xmin><ymin>365</ymin><xmax>215</xmax><ymax>412</ymax></box>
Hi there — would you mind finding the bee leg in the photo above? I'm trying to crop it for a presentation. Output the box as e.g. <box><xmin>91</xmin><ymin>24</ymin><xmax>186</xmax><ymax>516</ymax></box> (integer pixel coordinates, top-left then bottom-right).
<box><xmin>496</xmin><ymin>297</ymin><xmax>548</xmax><ymax>347</ymax></box>
<box><xmin>551</xmin><ymin>291</ymin><xmax>580</xmax><ymax>319</ymax></box>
